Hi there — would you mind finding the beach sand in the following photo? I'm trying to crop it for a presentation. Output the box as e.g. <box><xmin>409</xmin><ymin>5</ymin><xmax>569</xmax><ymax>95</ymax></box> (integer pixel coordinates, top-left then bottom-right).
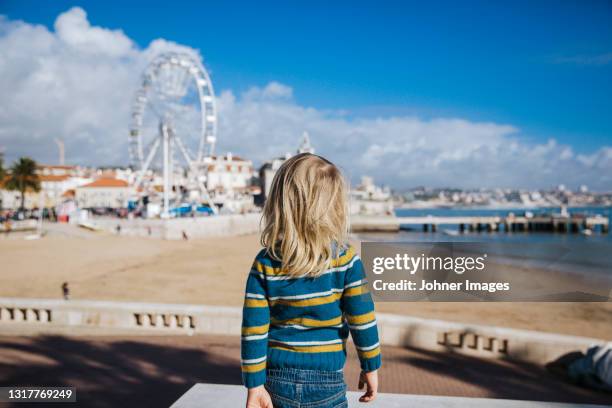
<box><xmin>1</xmin><ymin>227</ymin><xmax>611</xmax><ymax>339</ymax></box>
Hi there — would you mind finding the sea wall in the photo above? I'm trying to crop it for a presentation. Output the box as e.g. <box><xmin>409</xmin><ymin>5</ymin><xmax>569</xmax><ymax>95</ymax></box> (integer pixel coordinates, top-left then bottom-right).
<box><xmin>0</xmin><ymin>297</ymin><xmax>601</xmax><ymax>366</ymax></box>
<box><xmin>88</xmin><ymin>213</ymin><xmax>261</xmax><ymax>239</ymax></box>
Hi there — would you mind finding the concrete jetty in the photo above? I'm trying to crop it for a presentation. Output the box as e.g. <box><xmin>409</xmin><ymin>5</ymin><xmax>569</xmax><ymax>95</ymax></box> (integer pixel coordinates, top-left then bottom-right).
<box><xmin>350</xmin><ymin>214</ymin><xmax>609</xmax><ymax>234</ymax></box>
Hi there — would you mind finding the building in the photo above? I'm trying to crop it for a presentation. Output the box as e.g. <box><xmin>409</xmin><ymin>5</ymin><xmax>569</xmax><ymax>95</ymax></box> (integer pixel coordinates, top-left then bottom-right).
<box><xmin>37</xmin><ymin>165</ymin><xmax>93</xmax><ymax>208</ymax></box>
<box><xmin>75</xmin><ymin>178</ymin><xmax>132</xmax><ymax>209</ymax></box>
<box><xmin>349</xmin><ymin>176</ymin><xmax>394</xmax><ymax>216</ymax></box>
<box><xmin>38</xmin><ymin>174</ymin><xmax>93</xmax><ymax>208</ymax></box>
<box><xmin>259</xmin><ymin>132</ymin><xmax>315</xmax><ymax>200</ymax></box>
<box><xmin>259</xmin><ymin>154</ymin><xmax>292</xmax><ymax>201</ymax></box>
<box><xmin>39</xmin><ymin>174</ymin><xmax>72</xmax><ymax>207</ymax></box>
<box><xmin>0</xmin><ymin>176</ymin><xmax>40</xmax><ymax>210</ymax></box>
<box><xmin>202</xmin><ymin>153</ymin><xmax>257</xmax><ymax>212</ymax></box>
<box><xmin>205</xmin><ymin>153</ymin><xmax>255</xmax><ymax>194</ymax></box>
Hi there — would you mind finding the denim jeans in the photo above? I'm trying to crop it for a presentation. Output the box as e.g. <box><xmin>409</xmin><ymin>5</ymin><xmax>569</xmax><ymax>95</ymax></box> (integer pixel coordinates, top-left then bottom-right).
<box><xmin>265</xmin><ymin>368</ymin><xmax>348</xmax><ymax>408</ymax></box>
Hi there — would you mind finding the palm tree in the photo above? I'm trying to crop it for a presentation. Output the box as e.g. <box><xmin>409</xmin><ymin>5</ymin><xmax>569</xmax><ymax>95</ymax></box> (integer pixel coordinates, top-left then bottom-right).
<box><xmin>0</xmin><ymin>154</ymin><xmax>5</xmax><ymax>181</ymax></box>
<box><xmin>6</xmin><ymin>157</ymin><xmax>40</xmax><ymax>210</ymax></box>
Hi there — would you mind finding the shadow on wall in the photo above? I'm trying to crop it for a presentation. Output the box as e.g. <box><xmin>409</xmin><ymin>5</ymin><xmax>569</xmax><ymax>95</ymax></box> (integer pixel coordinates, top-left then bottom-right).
<box><xmin>0</xmin><ymin>335</ymin><xmax>242</xmax><ymax>408</ymax></box>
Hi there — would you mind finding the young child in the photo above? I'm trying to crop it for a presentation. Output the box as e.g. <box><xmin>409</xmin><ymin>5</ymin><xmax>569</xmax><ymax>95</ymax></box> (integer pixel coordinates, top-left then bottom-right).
<box><xmin>242</xmin><ymin>153</ymin><xmax>381</xmax><ymax>408</ymax></box>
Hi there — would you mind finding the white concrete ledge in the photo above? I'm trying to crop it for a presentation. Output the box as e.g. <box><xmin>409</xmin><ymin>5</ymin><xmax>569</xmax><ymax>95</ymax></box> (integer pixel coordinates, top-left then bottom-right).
<box><xmin>0</xmin><ymin>219</ymin><xmax>37</xmax><ymax>232</ymax></box>
<box><xmin>376</xmin><ymin>313</ymin><xmax>602</xmax><ymax>365</ymax></box>
<box><xmin>89</xmin><ymin>213</ymin><xmax>260</xmax><ymax>239</ymax></box>
<box><xmin>170</xmin><ymin>383</ymin><xmax>610</xmax><ymax>408</ymax></box>
<box><xmin>0</xmin><ymin>297</ymin><xmax>240</xmax><ymax>336</ymax></box>
<box><xmin>0</xmin><ymin>297</ymin><xmax>604</xmax><ymax>366</ymax></box>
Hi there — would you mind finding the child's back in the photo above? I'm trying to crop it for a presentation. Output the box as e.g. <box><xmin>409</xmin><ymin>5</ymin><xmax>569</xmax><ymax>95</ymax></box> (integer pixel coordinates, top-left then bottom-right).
<box><xmin>241</xmin><ymin>153</ymin><xmax>381</xmax><ymax>408</ymax></box>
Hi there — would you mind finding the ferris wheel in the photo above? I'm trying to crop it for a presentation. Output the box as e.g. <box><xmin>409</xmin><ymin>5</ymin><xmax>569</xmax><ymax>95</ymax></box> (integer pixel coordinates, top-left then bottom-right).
<box><xmin>129</xmin><ymin>52</ymin><xmax>218</xmax><ymax>216</ymax></box>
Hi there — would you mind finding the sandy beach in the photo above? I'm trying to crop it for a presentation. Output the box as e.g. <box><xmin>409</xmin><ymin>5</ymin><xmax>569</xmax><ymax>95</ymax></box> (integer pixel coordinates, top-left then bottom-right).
<box><xmin>1</xmin><ymin>225</ymin><xmax>611</xmax><ymax>339</ymax></box>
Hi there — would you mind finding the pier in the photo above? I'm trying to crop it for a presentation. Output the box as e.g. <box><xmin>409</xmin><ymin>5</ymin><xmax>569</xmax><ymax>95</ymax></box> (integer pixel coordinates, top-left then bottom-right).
<box><xmin>350</xmin><ymin>214</ymin><xmax>609</xmax><ymax>234</ymax></box>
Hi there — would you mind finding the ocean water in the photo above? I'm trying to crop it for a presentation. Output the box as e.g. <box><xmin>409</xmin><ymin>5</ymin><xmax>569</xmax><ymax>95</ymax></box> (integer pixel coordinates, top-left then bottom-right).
<box><xmin>356</xmin><ymin>206</ymin><xmax>612</xmax><ymax>278</ymax></box>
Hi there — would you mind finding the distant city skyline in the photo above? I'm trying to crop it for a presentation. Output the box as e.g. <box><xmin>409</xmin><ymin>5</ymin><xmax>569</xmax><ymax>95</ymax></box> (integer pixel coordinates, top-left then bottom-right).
<box><xmin>0</xmin><ymin>2</ymin><xmax>611</xmax><ymax>190</ymax></box>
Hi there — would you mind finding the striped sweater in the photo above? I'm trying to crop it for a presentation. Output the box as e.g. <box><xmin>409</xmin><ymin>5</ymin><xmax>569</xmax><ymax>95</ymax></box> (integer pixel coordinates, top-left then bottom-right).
<box><xmin>241</xmin><ymin>245</ymin><xmax>381</xmax><ymax>388</ymax></box>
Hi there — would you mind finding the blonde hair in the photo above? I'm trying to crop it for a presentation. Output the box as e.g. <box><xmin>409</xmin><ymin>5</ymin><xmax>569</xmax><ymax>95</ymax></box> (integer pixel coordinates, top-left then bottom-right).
<box><xmin>261</xmin><ymin>153</ymin><xmax>348</xmax><ymax>277</ymax></box>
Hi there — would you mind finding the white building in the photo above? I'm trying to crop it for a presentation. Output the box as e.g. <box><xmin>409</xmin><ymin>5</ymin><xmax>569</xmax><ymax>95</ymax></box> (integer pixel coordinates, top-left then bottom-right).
<box><xmin>0</xmin><ymin>170</ymin><xmax>88</xmax><ymax>210</ymax></box>
<box><xmin>0</xmin><ymin>183</ymin><xmax>39</xmax><ymax>210</ymax></box>
<box><xmin>260</xmin><ymin>132</ymin><xmax>314</xmax><ymax>199</ymax></box>
<box><xmin>35</xmin><ymin>165</ymin><xmax>94</xmax><ymax>208</ymax></box>
<box><xmin>75</xmin><ymin>178</ymin><xmax>133</xmax><ymax>209</ymax></box>
<box><xmin>205</xmin><ymin>153</ymin><xmax>254</xmax><ymax>193</ymax></box>
<box><xmin>350</xmin><ymin>176</ymin><xmax>394</xmax><ymax>216</ymax></box>
<box><xmin>203</xmin><ymin>153</ymin><xmax>256</xmax><ymax>212</ymax></box>
<box><xmin>39</xmin><ymin>174</ymin><xmax>92</xmax><ymax>207</ymax></box>
<box><xmin>260</xmin><ymin>154</ymin><xmax>292</xmax><ymax>200</ymax></box>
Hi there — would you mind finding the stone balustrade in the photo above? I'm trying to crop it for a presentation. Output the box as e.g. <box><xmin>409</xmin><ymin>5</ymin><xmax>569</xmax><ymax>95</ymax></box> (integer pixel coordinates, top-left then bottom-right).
<box><xmin>0</xmin><ymin>297</ymin><xmax>240</xmax><ymax>336</ymax></box>
<box><xmin>0</xmin><ymin>297</ymin><xmax>602</xmax><ymax>366</ymax></box>
<box><xmin>375</xmin><ymin>313</ymin><xmax>601</xmax><ymax>365</ymax></box>
<box><xmin>133</xmin><ymin>312</ymin><xmax>195</xmax><ymax>329</ymax></box>
<box><xmin>0</xmin><ymin>306</ymin><xmax>52</xmax><ymax>324</ymax></box>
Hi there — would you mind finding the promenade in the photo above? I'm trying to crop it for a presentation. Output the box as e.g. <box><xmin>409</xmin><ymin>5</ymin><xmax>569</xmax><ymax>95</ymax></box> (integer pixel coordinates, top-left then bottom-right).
<box><xmin>0</xmin><ymin>334</ymin><xmax>610</xmax><ymax>407</ymax></box>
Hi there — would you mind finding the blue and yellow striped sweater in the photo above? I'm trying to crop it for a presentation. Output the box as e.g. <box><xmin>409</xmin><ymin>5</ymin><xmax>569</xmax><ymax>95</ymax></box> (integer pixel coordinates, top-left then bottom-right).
<box><xmin>241</xmin><ymin>245</ymin><xmax>382</xmax><ymax>388</ymax></box>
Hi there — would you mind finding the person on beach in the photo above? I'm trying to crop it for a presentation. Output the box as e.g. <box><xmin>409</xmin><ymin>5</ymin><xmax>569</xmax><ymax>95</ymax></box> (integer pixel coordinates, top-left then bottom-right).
<box><xmin>62</xmin><ymin>282</ymin><xmax>70</xmax><ymax>300</ymax></box>
<box><xmin>241</xmin><ymin>153</ymin><xmax>381</xmax><ymax>408</ymax></box>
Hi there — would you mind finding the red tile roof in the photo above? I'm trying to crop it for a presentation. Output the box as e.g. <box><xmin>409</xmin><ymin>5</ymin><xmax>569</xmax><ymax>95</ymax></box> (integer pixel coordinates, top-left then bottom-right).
<box><xmin>79</xmin><ymin>178</ymin><xmax>129</xmax><ymax>188</ymax></box>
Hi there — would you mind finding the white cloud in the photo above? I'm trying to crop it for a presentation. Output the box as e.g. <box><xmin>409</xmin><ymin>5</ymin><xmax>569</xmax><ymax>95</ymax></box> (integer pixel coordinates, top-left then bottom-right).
<box><xmin>54</xmin><ymin>7</ymin><xmax>134</xmax><ymax>57</ymax></box>
<box><xmin>242</xmin><ymin>81</ymin><xmax>293</xmax><ymax>101</ymax></box>
<box><xmin>0</xmin><ymin>8</ymin><xmax>610</xmax><ymax>190</ymax></box>
<box><xmin>218</xmin><ymin>83</ymin><xmax>611</xmax><ymax>189</ymax></box>
<box><xmin>0</xmin><ymin>7</ymin><xmax>201</xmax><ymax>167</ymax></box>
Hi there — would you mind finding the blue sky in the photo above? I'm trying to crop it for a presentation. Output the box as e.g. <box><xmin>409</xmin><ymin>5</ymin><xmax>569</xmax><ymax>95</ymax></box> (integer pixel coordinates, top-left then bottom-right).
<box><xmin>3</xmin><ymin>0</ymin><xmax>611</xmax><ymax>152</ymax></box>
<box><xmin>0</xmin><ymin>1</ymin><xmax>611</xmax><ymax>189</ymax></box>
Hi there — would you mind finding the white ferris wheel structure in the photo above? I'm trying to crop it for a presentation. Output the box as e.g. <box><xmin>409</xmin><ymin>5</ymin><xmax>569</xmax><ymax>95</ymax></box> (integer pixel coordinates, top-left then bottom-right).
<box><xmin>129</xmin><ymin>52</ymin><xmax>219</xmax><ymax>217</ymax></box>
